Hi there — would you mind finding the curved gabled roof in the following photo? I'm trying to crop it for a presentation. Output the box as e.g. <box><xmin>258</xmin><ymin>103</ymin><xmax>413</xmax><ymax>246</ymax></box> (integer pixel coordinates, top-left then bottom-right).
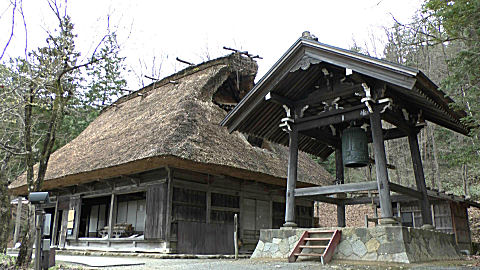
<box><xmin>221</xmin><ymin>38</ymin><xmax>469</xmax><ymax>159</ymax></box>
<box><xmin>9</xmin><ymin>54</ymin><xmax>333</xmax><ymax>195</ymax></box>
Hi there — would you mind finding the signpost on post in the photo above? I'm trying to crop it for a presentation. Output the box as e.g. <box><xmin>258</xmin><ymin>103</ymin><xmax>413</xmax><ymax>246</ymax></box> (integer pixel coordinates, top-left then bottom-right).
<box><xmin>28</xmin><ymin>192</ymin><xmax>50</xmax><ymax>270</ymax></box>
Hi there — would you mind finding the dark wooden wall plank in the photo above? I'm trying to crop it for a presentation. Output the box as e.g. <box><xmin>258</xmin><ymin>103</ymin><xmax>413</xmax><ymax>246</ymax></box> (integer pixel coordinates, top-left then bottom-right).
<box><xmin>145</xmin><ymin>184</ymin><xmax>167</xmax><ymax>239</ymax></box>
<box><xmin>177</xmin><ymin>221</ymin><xmax>234</xmax><ymax>254</ymax></box>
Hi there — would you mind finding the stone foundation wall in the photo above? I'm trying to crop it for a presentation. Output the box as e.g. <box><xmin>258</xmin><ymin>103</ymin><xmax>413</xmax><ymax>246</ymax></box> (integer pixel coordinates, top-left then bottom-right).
<box><xmin>251</xmin><ymin>226</ymin><xmax>461</xmax><ymax>263</ymax></box>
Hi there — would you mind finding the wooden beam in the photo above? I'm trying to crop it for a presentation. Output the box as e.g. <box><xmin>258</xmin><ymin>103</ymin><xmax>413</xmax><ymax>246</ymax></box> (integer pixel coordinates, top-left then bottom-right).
<box><xmin>389</xmin><ymin>182</ymin><xmax>423</xmax><ymax>199</ymax></box>
<box><xmin>265</xmin><ymin>92</ymin><xmax>295</xmax><ymax>108</ymax></box>
<box><xmin>307</xmin><ymin>195</ymin><xmax>341</xmax><ymax>205</ymax></box>
<box><xmin>408</xmin><ymin>132</ymin><xmax>433</xmax><ymax>225</ymax></box>
<box><xmin>366</xmin><ymin>124</ymin><xmax>425</xmax><ymax>142</ymax></box>
<box><xmin>165</xmin><ymin>167</ymin><xmax>174</xmax><ymax>242</ymax></box>
<box><xmin>284</xmin><ymin>125</ymin><xmax>299</xmax><ymax>227</ymax></box>
<box><xmin>294</xmin><ymin>84</ymin><xmax>364</xmax><ymax>107</ymax></box>
<box><xmin>226</xmin><ymin>51</ymin><xmax>306</xmax><ymax>133</ymax></box>
<box><xmin>295</xmin><ymin>181</ymin><xmax>378</xmax><ymax>197</ymax></box>
<box><xmin>369</xmin><ymin>103</ymin><xmax>394</xmax><ymax>222</ymax></box>
<box><xmin>382</xmin><ymin>109</ymin><xmax>415</xmax><ymax>133</ymax></box>
<box><xmin>335</xmin><ymin>148</ymin><xmax>346</xmax><ymax>227</ymax></box>
<box><xmin>343</xmin><ymin>194</ymin><xmax>414</xmax><ymax>205</ymax></box>
<box><xmin>295</xmin><ymin>84</ymin><xmax>363</xmax><ymax>107</ymax></box>
<box><xmin>301</xmin><ymin>129</ymin><xmax>340</xmax><ymax>148</ymax></box>
<box><xmin>296</xmin><ymin>104</ymin><xmax>369</xmax><ymax>131</ymax></box>
<box><xmin>51</xmin><ymin>199</ymin><xmax>59</xmax><ymax>247</ymax></box>
<box><xmin>107</xmin><ymin>193</ymin><xmax>116</xmax><ymax>239</ymax></box>
<box><xmin>121</xmin><ymin>175</ymin><xmax>141</xmax><ymax>186</ymax></box>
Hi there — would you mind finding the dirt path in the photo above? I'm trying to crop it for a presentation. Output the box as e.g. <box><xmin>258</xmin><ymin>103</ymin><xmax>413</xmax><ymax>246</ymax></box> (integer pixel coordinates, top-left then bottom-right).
<box><xmin>58</xmin><ymin>257</ymin><xmax>480</xmax><ymax>270</ymax></box>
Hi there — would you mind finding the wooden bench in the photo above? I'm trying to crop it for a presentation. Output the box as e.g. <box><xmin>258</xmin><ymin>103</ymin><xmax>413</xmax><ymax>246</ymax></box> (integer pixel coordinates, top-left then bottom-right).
<box><xmin>98</xmin><ymin>223</ymin><xmax>134</xmax><ymax>238</ymax></box>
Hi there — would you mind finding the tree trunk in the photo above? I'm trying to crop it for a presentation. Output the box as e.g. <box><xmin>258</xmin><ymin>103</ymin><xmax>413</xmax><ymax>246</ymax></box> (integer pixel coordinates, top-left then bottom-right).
<box><xmin>16</xmin><ymin>89</ymin><xmax>35</xmax><ymax>268</ymax></box>
<box><xmin>0</xmin><ymin>154</ymin><xmax>12</xmax><ymax>254</ymax></box>
<box><xmin>15</xmin><ymin>204</ymin><xmax>35</xmax><ymax>269</ymax></box>
<box><xmin>430</xmin><ymin>125</ymin><xmax>443</xmax><ymax>190</ymax></box>
<box><xmin>0</xmin><ymin>181</ymin><xmax>10</xmax><ymax>254</ymax></box>
<box><xmin>462</xmin><ymin>163</ymin><xmax>470</xmax><ymax>197</ymax></box>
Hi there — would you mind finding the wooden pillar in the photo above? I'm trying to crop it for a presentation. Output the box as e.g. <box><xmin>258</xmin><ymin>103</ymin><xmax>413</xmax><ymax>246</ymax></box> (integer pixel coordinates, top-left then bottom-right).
<box><xmin>51</xmin><ymin>199</ymin><xmax>59</xmax><ymax>246</ymax></box>
<box><xmin>335</xmin><ymin>148</ymin><xmax>346</xmax><ymax>227</ymax></box>
<box><xmin>13</xmin><ymin>197</ymin><xmax>23</xmax><ymax>244</ymax></box>
<box><xmin>70</xmin><ymin>196</ymin><xmax>82</xmax><ymax>240</ymax></box>
<box><xmin>284</xmin><ymin>125</ymin><xmax>298</xmax><ymax>227</ymax></box>
<box><xmin>369</xmin><ymin>107</ymin><xmax>394</xmax><ymax>223</ymax></box>
<box><xmin>408</xmin><ymin>132</ymin><xmax>433</xmax><ymax>226</ymax></box>
<box><xmin>107</xmin><ymin>193</ymin><xmax>116</xmax><ymax>239</ymax></box>
<box><xmin>165</xmin><ymin>167</ymin><xmax>174</xmax><ymax>242</ymax></box>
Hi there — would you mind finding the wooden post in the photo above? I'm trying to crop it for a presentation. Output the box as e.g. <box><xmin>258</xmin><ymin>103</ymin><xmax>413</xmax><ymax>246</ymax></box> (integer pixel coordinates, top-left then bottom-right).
<box><xmin>107</xmin><ymin>193</ymin><xmax>116</xmax><ymax>239</ymax></box>
<box><xmin>72</xmin><ymin>196</ymin><xmax>82</xmax><ymax>240</ymax></box>
<box><xmin>206</xmin><ymin>190</ymin><xmax>211</xmax><ymax>224</ymax></box>
<box><xmin>34</xmin><ymin>207</ymin><xmax>43</xmax><ymax>270</ymax></box>
<box><xmin>234</xmin><ymin>213</ymin><xmax>238</xmax><ymax>260</ymax></box>
<box><xmin>335</xmin><ymin>148</ymin><xmax>346</xmax><ymax>227</ymax></box>
<box><xmin>13</xmin><ymin>197</ymin><xmax>23</xmax><ymax>244</ymax></box>
<box><xmin>369</xmin><ymin>107</ymin><xmax>394</xmax><ymax>223</ymax></box>
<box><xmin>51</xmin><ymin>199</ymin><xmax>59</xmax><ymax>246</ymax></box>
<box><xmin>284</xmin><ymin>125</ymin><xmax>298</xmax><ymax>227</ymax></box>
<box><xmin>408</xmin><ymin>132</ymin><xmax>434</xmax><ymax>227</ymax></box>
<box><xmin>165</xmin><ymin>167</ymin><xmax>174</xmax><ymax>243</ymax></box>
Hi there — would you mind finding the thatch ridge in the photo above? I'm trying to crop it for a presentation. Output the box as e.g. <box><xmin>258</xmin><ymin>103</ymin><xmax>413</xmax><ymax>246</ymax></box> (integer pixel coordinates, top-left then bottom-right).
<box><xmin>9</xmin><ymin>54</ymin><xmax>332</xmax><ymax>194</ymax></box>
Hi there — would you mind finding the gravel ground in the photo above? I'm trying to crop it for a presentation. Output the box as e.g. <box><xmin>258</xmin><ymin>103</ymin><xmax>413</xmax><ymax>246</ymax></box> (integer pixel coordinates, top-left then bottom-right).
<box><xmin>60</xmin><ymin>257</ymin><xmax>480</xmax><ymax>270</ymax></box>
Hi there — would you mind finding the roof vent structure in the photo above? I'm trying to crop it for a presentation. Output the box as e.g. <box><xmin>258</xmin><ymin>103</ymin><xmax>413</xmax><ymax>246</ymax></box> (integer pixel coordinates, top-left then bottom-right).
<box><xmin>302</xmin><ymin>31</ymin><xmax>318</xmax><ymax>41</ymax></box>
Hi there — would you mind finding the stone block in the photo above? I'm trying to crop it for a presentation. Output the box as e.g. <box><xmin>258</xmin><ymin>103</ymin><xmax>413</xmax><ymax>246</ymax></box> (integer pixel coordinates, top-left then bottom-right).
<box><xmin>385</xmin><ymin>226</ymin><xmax>403</xmax><ymax>242</ymax></box>
<box><xmin>279</xmin><ymin>241</ymin><xmax>289</xmax><ymax>254</ymax></box>
<box><xmin>274</xmin><ymin>251</ymin><xmax>283</xmax><ymax>258</ymax></box>
<box><xmin>363</xmin><ymin>252</ymin><xmax>378</xmax><ymax>261</ymax></box>
<box><xmin>260</xmin><ymin>230</ymin><xmax>271</xmax><ymax>242</ymax></box>
<box><xmin>264</xmin><ymin>243</ymin><xmax>272</xmax><ymax>252</ymax></box>
<box><xmin>352</xmin><ymin>239</ymin><xmax>367</xmax><ymax>257</ymax></box>
<box><xmin>391</xmin><ymin>252</ymin><xmax>409</xmax><ymax>263</ymax></box>
<box><xmin>288</xmin><ymin>235</ymin><xmax>297</xmax><ymax>244</ymax></box>
<box><xmin>365</xmin><ymin>238</ymin><xmax>380</xmax><ymax>253</ymax></box>
<box><xmin>251</xmin><ymin>248</ymin><xmax>261</xmax><ymax>258</ymax></box>
<box><xmin>338</xmin><ymin>239</ymin><xmax>353</xmax><ymax>257</ymax></box>
<box><xmin>270</xmin><ymin>244</ymin><xmax>279</xmax><ymax>253</ymax></box>
<box><xmin>272</xmin><ymin>238</ymin><xmax>281</xmax><ymax>244</ymax></box>
<box><xmin>355</xmin><ymin>228</ymin><xmax>371</xmax><ymax>242</ymax></box>
<box><xmin>256</xmin><ymin>240</ymin><xmax>264</xmax><ymax>251</ymax></box>
<box><xmin>378</xmin><ymin>242</ymin><xmax>405</xmax><ymax>255</ymax></box>
<box><xmin>369</xmin><ymin>227</ymin><xmax>386</xmax><ymax>238</ymax></box>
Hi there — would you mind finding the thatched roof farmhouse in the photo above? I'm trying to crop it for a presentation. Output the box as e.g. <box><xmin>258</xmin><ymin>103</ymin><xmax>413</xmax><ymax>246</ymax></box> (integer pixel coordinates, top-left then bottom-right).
<box><xmin>10</xmin><ymin>54</ymin><xmax>331</xmax><ymax>195</ymax></box>
<box><xmin>9</xmin><ymin>53</ymin><xmax>332</xmax><ymax>254</ymax></box>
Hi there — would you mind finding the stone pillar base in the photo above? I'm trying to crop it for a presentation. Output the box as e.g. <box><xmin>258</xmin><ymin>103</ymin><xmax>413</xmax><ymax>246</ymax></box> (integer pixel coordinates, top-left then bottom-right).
<box><xmin>251</xmin><ymin>226</ymin><xmax>461</xmax><ymax>263</ymax></box>
<box><xmin>282</xmin><ymin>222</ymin><xmax>297</xmax><ymax>228</ymax></box>
<box><xmin>421</xmin><ymin>224</ymin><xmax>435</xmax><ymax>230</ymax></box>
<box><xmin>379</xmin><ymin>217</ymin><xmax>398</xmax><ymax>226</ymax></box>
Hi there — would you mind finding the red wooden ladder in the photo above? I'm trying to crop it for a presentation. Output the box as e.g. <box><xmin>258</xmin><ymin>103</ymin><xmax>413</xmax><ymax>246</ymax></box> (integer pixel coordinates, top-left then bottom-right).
<box><xmin>288</xmin><ymin>229</ymin><xmax>341</xmax><ymax>265</ymax></box>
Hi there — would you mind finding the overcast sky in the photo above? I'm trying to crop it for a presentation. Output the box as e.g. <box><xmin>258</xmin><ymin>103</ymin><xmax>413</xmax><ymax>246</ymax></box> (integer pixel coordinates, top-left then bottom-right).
<box><xmin>1</xmin><ymin>0</ymin><xmax>423</xmax><ymax>89</ymax></box>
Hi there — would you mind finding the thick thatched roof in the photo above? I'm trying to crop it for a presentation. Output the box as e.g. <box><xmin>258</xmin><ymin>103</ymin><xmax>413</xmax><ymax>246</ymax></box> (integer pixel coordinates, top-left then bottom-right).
<box><xmin>10</xmin><ymin>54</ymin><xmax>333</xmax><ymax>195</ymax></box>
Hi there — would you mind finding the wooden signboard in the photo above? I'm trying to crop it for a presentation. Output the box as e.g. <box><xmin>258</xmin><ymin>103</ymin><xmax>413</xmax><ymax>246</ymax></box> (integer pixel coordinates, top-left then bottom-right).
<box><xmin>67</xmin><ymin>209</ymin><xmax>75</xmax><ymax>235</ymax></box>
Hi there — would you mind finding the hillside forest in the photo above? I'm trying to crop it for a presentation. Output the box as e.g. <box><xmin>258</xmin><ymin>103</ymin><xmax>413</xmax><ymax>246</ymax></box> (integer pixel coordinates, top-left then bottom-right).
<box><xmin>320</xmin><ymin>0</ymin><xmax>480</xmax><ymax>201</ymax></box>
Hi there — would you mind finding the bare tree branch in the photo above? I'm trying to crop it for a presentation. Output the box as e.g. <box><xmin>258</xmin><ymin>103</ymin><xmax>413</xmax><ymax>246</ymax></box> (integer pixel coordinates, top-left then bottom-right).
<box><xmin>0</xmin><ymin>0</ymin><xmax>17</xmax><ymax>61</ymax></box>
<box><xmin>18</xmin><ymin>0</ymin><xmax>27</xmax><ymax>57</ymax></box>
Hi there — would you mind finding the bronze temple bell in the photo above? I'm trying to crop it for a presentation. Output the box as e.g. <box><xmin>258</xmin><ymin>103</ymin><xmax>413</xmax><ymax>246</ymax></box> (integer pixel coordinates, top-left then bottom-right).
<box><xmin>341</xmin><ymin>126</ymin><xmax>369</xmax><ymax>168</ymax></box>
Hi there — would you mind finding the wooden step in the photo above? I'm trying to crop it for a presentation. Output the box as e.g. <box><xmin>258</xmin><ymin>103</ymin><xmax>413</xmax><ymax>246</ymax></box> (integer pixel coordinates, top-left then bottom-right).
<box><xmin>307</xmin><ymin>230</ymin><xmax>336</xmax><ymax>233</ymax></box>
<box><xmin>288</xmin><ymin>229</ymin><xmax>342</xmax><ymax>264</ymax></box>
<box><xmin>299</xmin><ymin>245</ymin><xmax>327</xmax><ymax>249</ymax></box>
<box><xmin>304</xmin><ymin>237</ymin><xmax>331</xmax><ymax>241</ymax></box>
<box><xmin>294</xmin><ymin>253</ymin><xmax>325</xmax><ymax>256</ymax></box>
